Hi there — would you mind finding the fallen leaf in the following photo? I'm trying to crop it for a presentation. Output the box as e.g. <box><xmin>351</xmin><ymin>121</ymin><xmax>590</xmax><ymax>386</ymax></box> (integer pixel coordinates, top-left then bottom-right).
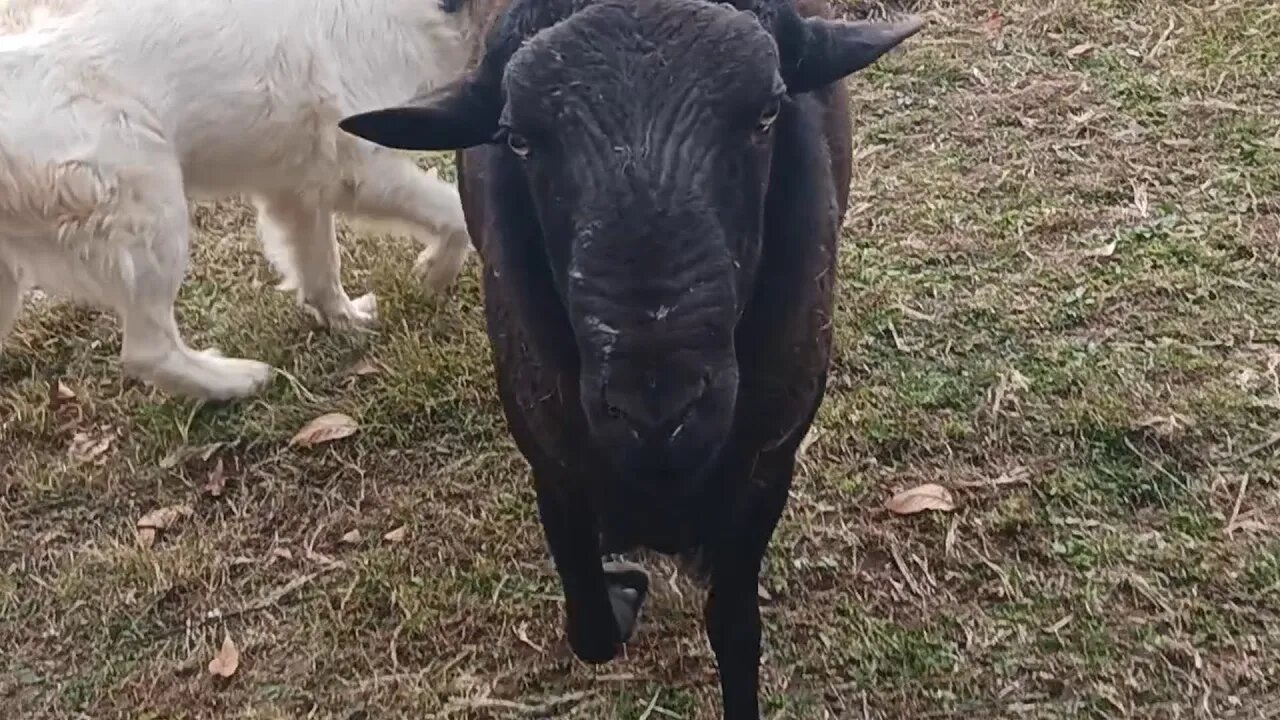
<box><xmin>51</xmin><ymin>380</ymin><xmax>77</xmax><ymax>404</ymax></box>
<box><xmin>136</xmin><ymin>504</ymin><xmax>194</xmax><ymax>548</ymax></box>
<box><xmin>1132</xmin><ymin>182</ymin><xmax>1150</xmax><ymax>218</ymax></box>
<box><xmin>270</xmin><ymin>547</ymin><xmax>293</xmax><ymax>561</ymax></box>
<box><xmin>341</xmin><ymin>529</ymin><xmax>362</xmax><ymax>545</ymax></box>
<box><xmin>1067</xmin><ymin>42</ymin><xmax>1097</xmax><ymax>58</ymax></box>
<box><xmin>203</xmin><ymin>459</ymin><xmax>226</xmax><ymax>497</ymax></box>
<box><xmin>69</xmin><ymin>430</ymin><xmax>113</xmax><ymax>465</ymax></box>
<box><xmin>344</xmin><ymin>357</ymin><xmax>381</xmax><ymax>377</ymax></box>
<box><xmin>1081</xmin><ymin>240</ymin><xmax>1118</xmax><ymax>258</ymax></box>
<box><xmin>1224</xmin><ymin>518</ymin><xmax>1271</xmax><ymax>536</ymax></box>
<box><xmin>797</xmin><ymin>426</ymin><xmax>821</xmax><ymax>460</ymax></box>
<box><xmin>982</xmin><ymin>10</ymin><xmax>1004</xmax><ymax>38</ymax></box>
<box><xmin>383</xmin><ymin>526</ymin><xmax>407</xmax><ymax>543</ymax></box>
<box><xmin>290</xmin><ymin>413</ymin><xmax>359</xmax><ymax>448</ymax></box>
<box><xmin>988</xmin><ymin>368</ymin><xmax>1031</xmax><ymax>418</ymax></box>
<box><xmin>305</xmin><ymin>548</ymin><xmax>340</xmax><ymax>567</ymax></box>
<box><xmin>160</xmin><ymin>442</ymin><xmax>226</xmax><ymax>469</ymax></box>
<box><xmin>35</xmin><ymin>529</ymin><xmax>68</xmax><ymax>546</ymax></box>
<box><xmin>886</xmin><ymin>484</ymin><xmax>956</xmax><ymax>516</ymax></box>
<box><xmin>138</xmin><ymin>505</ymin><xmax>193</xmax><ymax>529</ymax></box>
<box><xmin>208</xmin><ymin>634</ymin><xmax>240</xmax><ymax>678</ymax></box>
<box><xmin>1135</xmin><ymin>412</ymin><xmax>1194</xmax><ymax>438</ymax></box>
<box><xmin>514</xmin><ymin>622</ymin><xmax>544</xmax><ymax>653</ymax></box>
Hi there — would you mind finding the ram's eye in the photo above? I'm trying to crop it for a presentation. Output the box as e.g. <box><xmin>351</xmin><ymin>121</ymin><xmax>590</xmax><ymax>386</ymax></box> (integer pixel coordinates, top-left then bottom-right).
<box><xmin>507</xmin><ymin>131</ymin><xmax>531</xmax><ymax>157</ymax></box>
<box><xmin>756</xmin><ymin>99</ymin><xmax>781</xmax><ymax>134</ymax></box>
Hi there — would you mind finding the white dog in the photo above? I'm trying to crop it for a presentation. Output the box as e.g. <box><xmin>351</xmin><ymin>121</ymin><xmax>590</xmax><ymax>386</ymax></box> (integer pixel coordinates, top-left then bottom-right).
<box><xmin>0</xmin><ymin>0</ymin><xmax>474</xmax><ymax>400</ymax></box>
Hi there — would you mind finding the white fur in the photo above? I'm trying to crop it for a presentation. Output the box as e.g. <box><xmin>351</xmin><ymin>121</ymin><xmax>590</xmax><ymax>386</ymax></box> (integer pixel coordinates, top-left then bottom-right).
<box><xmin>0</xmin><ymin>0</ymin><xmax>473</xmax><ymax>400</ymax></box>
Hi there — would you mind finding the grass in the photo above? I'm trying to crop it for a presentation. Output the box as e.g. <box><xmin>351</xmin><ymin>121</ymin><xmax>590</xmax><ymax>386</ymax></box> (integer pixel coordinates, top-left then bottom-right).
<box><xmin>2</xmin><ymin>0</ymin><xmax>1279</xmax><ymax>717</ymax></box>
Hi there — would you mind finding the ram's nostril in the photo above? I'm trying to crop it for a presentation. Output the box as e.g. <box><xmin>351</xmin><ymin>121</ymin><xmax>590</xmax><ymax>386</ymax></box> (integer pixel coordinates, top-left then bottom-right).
<box><xmin>596</xmin><ymin>375</ymin><xmax>716</xmax><ymax>445</ymax></box>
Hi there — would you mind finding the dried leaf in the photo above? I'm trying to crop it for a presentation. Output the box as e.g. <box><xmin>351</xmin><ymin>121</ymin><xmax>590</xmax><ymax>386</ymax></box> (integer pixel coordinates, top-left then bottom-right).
<box><xmin>341</xmin><ymin>529</ymin><xmax>362</xmax><ymax>545</ymax></box>
<box><xmin>1067</xmin><ymin>42</ymin><xmax>1096</xmax><ymax>58</ymax></box>
<box><xmin>290</xmin><ymin>413</ymin><xmax>359</xmax><ymax>448</ymax></box>
<box><xmin>305</xmin><ymin>548</ymin><xmax>340</xmax><ymax>567</ymax></box>
<box><xmin>383</xmin><ymin>526</ymin><xmax>407</xmax><ymax>543</ymax></box>
<box><xmin>69</xmin><ymin>431</ymin><xmax>113</xmax><ymax>465</ymax></box>
<box><xmin>203</xmin><ymin>459</ymin><xmax>226</xmax><ymax>497</ymax></box>
<box><xmin>886</xmin><ymin>484</ymin><xmax>956</xmax><ymax>516</ymax></box>
<box><xmin>988</xmin><ymin>368</ymin><xmax>1031</xmax><ymax>418</ymax></box>
<box><xmin>136</xmin><ymin>505</ymin><xmax>194</xmax><ymax>548</ymax></box>
<box><xmin>160</xmin><ymin>442</ymin><xmax>226</xmax><ymax>469</ymax></box>
<box><xmin>344</xmin><ymin>357</ymin><xmax>381</xmax><ymax>377</ymax></box>
<box><xmin>207</xmin><ymin>634</ymin><xmax>240</xmax><ymax>678</ymax></box>
<box><xmin>270</xmin><ymin>547</ymin><xmax>293</xmax><ymax>561</ymax></box>
<box><xmin>514</xmin><ymin>622</ymin><xmax>544</xmax><ymax>653</ymax></box>
<box><xmin>982</xmin><ymin>10</ymin><xmax>1004</xmax><ymax>38</ymax></box>
<box><xmin>1132</xmin><ymin>182</ymin><xmax>1150</xmax><ymax>218</ymax></box>
<box><xmin>1081</xmin><ymin>240</ymin><xmax>1118</xmax><ymax>258</ymax></box>
<box><xmin>1224</xmin><ymin>518</ymin><xmax>1271</xmax><ymax>536</ymax></box>
<box><xmin>797</xmin><ymin>426</ymin><xmax>821</xmax><ymax>460</ymax></box>
<box><xmin>158</xmin><ymin>447</ymin><xmax>187</xmax><ymax>470</ymax></box>
<box><xmin>1134</xmin><ymin>412</ymin><xmax>1193</xmax><ymax>438</ymax></box>
<box><xmin>138</xmin><ymin>504</ymin><xmax>193</xmax><ymax>530</ymax></box>
<box><xmin>51</xmin><ymin>380</ymin><xmax>77</xmax><ymax>403</ymax></box>
<box><xmin>757</xmin><ymin>583</ymin><xmax>773</xmax><ymax>602</ymax></box>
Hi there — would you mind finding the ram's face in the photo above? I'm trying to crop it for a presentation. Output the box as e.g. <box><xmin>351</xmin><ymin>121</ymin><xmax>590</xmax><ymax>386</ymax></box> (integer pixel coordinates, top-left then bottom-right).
<box><xmin>494</xmin><ymin>1</ymin><xmax>788</xmax><ymax>490</ymax></box>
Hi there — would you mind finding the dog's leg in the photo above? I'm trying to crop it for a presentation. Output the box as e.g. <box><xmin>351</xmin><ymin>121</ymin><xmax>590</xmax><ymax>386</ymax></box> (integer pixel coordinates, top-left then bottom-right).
<box><xmin>117</xmin><ymin>199</ymin><xmax>271</xmax><ymax>401</ymax></box>
<box><xmin>337</xmin><ymin>155</ymin><xmax>470</xmax><ymax>294</ymax></box>
<box><xmin>255</xmin><ymin>194</ymin><xmax>375</xmax><ymax>329</ymax></box>
<box><xmin>0</xmin><ymin>259</ymin><xmax>21</xmax><ymax>344</ymax></box>
<box><xmin>254</xmin><ymin>198</ymin><xmax>301</xmax><ymax>294</ymax></box>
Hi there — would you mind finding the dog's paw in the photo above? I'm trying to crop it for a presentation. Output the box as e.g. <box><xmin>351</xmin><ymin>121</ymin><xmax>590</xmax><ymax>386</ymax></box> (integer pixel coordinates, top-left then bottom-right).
<box><xmin>305</xmin><ymin>293</ymin><xmax>378</xmax><ymax>331</ymax></box>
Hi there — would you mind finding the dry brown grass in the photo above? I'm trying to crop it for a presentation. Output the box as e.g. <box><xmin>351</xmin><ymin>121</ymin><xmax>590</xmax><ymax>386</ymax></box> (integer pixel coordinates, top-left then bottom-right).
<box><xmin>2</xmin><ymin>0</ymin><xmax>1278</xmax><ymax>717</ymax></box>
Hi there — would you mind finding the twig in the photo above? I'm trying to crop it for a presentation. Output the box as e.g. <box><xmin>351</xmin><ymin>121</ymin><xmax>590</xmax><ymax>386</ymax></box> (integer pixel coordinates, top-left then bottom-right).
<box><xmin>1234</xmin><ymin>431</ymin><xmax>1280</xmax><ymax>461</ymax></box>
<box><xmin>1146</xmin><ymin>17</ymin><xmax>1176</xmax><ymax>61</ymax></box>
<box><xmin>273</xmin><ymin>366</ymin><xmax>319</xmax><ymax>403</ymax></box>
<box><xmin>446</xmin><ymin>692</ymin><xmax>588</xmax><ymax>717</ymax></box>
<box><xmin>1123</xmin><ymin>438</ymin><xmax>1188</xmax><ymax>492</ymax></box>
<box><xmin>143</xmin><ymin>566</ymin><xmax>340</xmax><ymax>644</ymax></box>
<box><xmin>890</xmin><ymin>544</ymin><xmax>926</xmax><ymax>598</ymax></box>
<box><xmin>637</xmin><ymin>690</ymin><xmax>662</xmax><ymax>720</ymax></box>
<box><xmin>1125</xmin><ymin>572</ymin><xmax>1174</xmax><ymax>616</ymax></box>
<box><xmin>950</xmin><ymin>467</ymin><xmax>1031</xmax><ymax>488</ymax></box>
<box><xmin>1224</xmin><ymin>474</ymin><xmax>1250</xmax><ymax>537</ymax></box>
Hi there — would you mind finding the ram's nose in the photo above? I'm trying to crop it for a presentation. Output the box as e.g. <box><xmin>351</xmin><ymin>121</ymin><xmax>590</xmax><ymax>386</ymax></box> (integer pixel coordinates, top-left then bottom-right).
<box><xmin>599</xmin><ymin>375</ymin><xmax>709</xmax><ymax>449</ymax></box>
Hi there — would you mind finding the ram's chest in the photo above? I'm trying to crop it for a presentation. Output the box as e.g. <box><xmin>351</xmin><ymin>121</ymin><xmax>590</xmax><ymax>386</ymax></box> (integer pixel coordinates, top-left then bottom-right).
<box><xmin>482</xmin><ymin>272</ymin><xmax>585</xmax><ymax>466</ymax></box>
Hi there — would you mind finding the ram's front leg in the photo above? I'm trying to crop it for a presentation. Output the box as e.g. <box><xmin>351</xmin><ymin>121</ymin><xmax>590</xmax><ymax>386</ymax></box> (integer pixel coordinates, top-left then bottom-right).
<box><xmin>534</xmin><ymin>477</ymin><xmax>649</xmax><ymax>663</ymax></box>
<box><xmin>705</xmin><ymin>452</ymin><xmax>796</xmax><ymax>720</ymax></box>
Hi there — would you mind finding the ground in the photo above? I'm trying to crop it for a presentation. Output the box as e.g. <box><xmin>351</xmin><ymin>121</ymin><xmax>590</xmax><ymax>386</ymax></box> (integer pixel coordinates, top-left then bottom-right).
<box><xmin>2</xmin><ymin>0</ymin><xmax>1278</xmax><ymax>718</ymax></box>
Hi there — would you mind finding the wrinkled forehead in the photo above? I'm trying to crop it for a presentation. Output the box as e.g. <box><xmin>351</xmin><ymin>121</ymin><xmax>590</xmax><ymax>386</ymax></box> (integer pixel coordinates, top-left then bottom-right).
<box><xmin>501</xmin><ymin>0</ymin><xmax>781</xmax><ymax>120</ymax></box>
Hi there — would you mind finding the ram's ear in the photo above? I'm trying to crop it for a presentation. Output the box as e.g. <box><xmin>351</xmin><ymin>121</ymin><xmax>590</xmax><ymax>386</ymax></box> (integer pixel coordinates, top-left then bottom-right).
<box><xmin>339</xmin><ymin>74</ymin><xmax>502</xmax><ymax>151</ymax></box>
<box><xmin>784</xmin><ymin>15</ymin><xmax>925</xmax><ymax>94</ymax></box>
